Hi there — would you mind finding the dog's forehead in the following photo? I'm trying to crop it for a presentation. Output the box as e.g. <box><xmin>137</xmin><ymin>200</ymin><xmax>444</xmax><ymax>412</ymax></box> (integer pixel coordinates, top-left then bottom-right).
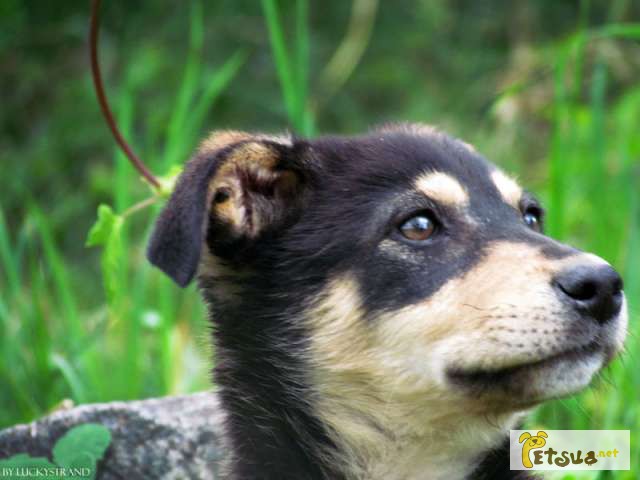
<box><xmin>311</xmin><ymin>128</ymin><xmax>523</xmax><ymax>208</ymax></box>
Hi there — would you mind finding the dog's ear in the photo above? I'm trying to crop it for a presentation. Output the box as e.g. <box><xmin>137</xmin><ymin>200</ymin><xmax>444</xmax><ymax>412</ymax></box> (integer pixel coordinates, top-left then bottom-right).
<box><xmin>537</xmin><ymin>431</ymin><xmax>548</xmax><ymax>438</ymax></box>
<box><xmin>518</xmin><ymin>432</ymin><xmax>531</xmax><ymax>443</ymax></box>
<box><xmin>147</xmin><ymin>131</ymin><xmax>308</xmax><ymax>287</ymax></box>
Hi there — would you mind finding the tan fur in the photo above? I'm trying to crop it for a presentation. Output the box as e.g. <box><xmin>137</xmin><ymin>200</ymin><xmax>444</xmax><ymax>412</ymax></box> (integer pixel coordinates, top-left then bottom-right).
<box><xmin>305</xmin><ymin>242</ymin><xmax>626</xmax><ymax>479</ymax></box>
<box><xmin>491</xmin><ymin>169</ymin><xmax>522</xmax><ymax>208</ymax></box>
<box><xmin>415</xmin><ymin>171</ymin><xmax>469</xmax><ymax>206</ymax></box>
<box><xmin>199</xmin><ymin>130</ymin><xmax>292</xmax><ymax>154</ymax></box>
<box><xmin>200</xmin><ymin>130</ymin><xmax>253</xmax><ymax>153</ymax></box>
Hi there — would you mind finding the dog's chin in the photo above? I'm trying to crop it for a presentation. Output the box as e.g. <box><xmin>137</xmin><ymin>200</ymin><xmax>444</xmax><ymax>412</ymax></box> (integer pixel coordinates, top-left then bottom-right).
<box><xmin>446</xmin><ymin>342</ymin><xmax>611</xmax><ymax>410</ymax></box>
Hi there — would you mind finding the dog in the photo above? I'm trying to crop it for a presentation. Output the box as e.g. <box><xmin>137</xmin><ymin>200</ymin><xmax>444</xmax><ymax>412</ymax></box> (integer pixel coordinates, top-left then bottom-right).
<box><xmin>147</xmin><ymin>124</ymin><xmax>627</xmax><ymax>480</ymax></box>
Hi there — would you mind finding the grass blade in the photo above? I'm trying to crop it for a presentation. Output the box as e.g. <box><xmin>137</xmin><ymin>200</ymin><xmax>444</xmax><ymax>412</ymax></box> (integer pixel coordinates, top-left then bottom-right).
<box><xmin>262</xmin><ymin>0</ymin><xmax>302</xmax><ymax>130</ymax></box>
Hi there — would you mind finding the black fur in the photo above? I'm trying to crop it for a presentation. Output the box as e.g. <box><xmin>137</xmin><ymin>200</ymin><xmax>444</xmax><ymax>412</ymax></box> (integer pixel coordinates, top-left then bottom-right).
<box><xmin>148</xmin><ymin>148</ymin><xmax>226</xmax><ymax>287</ymax></box>
<box><xmin>471</xmin><ymin>436</ymin><xmax>536</xmax><ymax>479</ymax></box>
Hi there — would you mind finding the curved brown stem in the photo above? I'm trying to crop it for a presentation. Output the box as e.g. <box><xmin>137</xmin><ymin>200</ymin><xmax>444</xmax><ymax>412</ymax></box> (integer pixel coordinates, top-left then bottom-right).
<box><xmin>89</xmin><ymin>0</ymin><xmax>160</xmax><ymax>189</ymax></box>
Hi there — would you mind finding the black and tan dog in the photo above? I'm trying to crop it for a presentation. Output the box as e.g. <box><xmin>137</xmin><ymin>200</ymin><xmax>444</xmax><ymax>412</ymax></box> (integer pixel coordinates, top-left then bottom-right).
<box><xmin>148</xmin><ymin>124</ymin><xmax>627</xmax><ymax>480</ymax></box>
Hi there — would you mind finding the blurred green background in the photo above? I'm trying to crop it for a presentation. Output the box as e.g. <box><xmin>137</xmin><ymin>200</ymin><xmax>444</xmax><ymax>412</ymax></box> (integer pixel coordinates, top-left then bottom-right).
<box><xmin>1</xmin><ymin>1</ymin><xmax>638</xmax><ymax>478</ymax></box>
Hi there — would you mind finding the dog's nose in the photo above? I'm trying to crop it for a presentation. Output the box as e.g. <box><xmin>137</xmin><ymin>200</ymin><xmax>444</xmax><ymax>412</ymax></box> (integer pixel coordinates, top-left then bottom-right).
<box><xmin>554</xmin><ymin>264</ymin><xmax>623</xmax><ymax>324</ymax></box>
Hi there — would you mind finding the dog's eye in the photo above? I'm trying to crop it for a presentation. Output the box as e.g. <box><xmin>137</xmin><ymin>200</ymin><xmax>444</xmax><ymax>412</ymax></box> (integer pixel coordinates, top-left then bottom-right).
<box><xmin>523</xmin><ymin>209</ymin><xmax>542</xmax><ymax>232</ymax></box>
<box><xmin>399</xmin><ymin>213</ymin><xmax>437</xmax><ymax>241</ymax></box>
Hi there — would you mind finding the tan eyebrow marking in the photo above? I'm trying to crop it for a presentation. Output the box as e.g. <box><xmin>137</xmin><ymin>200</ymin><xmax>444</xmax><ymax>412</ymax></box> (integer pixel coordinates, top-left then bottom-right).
<box><xmin>491</xmin><ymin>170</ymin><xmax>522</xmax><ymax>207</ymax></box>
<box><xmin>415</xmin><ymin>171</ymin><xmax>469</xmax><ymax>206</ymax></box>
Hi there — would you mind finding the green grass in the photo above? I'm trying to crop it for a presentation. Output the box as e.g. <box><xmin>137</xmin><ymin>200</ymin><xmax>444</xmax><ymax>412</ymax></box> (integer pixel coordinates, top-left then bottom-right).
<box><xmin>0</xmin><ymin>0</ymin><xmax>242</xmax><ymax>424</ymax></box>
<box><xmin>0</xmin><ymin>2</ymin><xmax>638</xmax><ymax>478</ymax></box>
<box><xmin>494</xmin><ymin>22</ymin><xmax>640</xmax><ymax>480</ymax></box>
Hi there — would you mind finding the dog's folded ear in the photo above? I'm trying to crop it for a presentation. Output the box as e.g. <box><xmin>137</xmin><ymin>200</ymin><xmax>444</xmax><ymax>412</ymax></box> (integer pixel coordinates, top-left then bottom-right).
<box><xmin>147</xmin><ymin>131</ymin><xmax>308</xmax><ymax>287</ymax></box>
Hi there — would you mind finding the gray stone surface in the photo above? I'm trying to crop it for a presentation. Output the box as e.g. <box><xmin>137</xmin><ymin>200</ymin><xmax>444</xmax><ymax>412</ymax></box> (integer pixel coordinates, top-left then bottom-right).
<box><xmin>0</xmin><ymin>392</ymin><xmax>225</xmax><ymax>479</ymax></box>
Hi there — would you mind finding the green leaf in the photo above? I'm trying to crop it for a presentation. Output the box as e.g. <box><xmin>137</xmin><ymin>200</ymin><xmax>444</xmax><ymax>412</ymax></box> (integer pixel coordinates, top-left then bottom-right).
<box><xmin>52</xmin><ymin>424</ymin><xmax>111</xmax><ymax>469</ymax></box>
<box><xmin>0</xmin><ymin>454</ymin><xmax>57</xmax><ymax>480</ymax></box>
<box><xmin>85</xmin><ymin>205</ymin><xmax>124</xmax><ymax>304</ymax></box>
<box><xmin>156</xmin><ymin>165</ymin><xmax>184</xmax><ymax>199</ymax></box>
<box><xmin>67</xmin><ymin>452</ymin><xmax>97</xmax><ymax>480</ymax></box>
<box><xmin>101</xmin><ymin>219</ymin><xmax>123</xmax><ymax>305</ymax></box>
<box><xmin>86</xmin><ymin>205</ymin><xmax>123</xmax><ymax>248</ymax></box>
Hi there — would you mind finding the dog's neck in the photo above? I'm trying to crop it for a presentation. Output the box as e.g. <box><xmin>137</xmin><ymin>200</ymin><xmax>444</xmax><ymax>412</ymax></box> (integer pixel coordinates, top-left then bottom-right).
<box><xmin>198</xmin><ymin>258</ymin><xmax>525</xmax><ymax>479</ymax></box>
<box><xmin>312</xmin><ymin>366</ymin><xmax>525</xmax><ymax>480</ymax></box>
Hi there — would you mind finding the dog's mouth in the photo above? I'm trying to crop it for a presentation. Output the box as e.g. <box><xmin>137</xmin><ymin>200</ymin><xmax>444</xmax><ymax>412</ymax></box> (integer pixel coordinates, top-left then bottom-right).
<box><xmin>446</xmin><ymin>340</ymin><xmax>607</xmax><ymax>405</ymax></box>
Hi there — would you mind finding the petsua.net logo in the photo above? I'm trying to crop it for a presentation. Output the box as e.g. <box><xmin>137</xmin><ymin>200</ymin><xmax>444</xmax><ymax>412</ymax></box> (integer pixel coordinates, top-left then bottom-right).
<box><xmin>510</xmin><ymin>430</ymin><xmax>630</xmax><ymax>471</ymax></box>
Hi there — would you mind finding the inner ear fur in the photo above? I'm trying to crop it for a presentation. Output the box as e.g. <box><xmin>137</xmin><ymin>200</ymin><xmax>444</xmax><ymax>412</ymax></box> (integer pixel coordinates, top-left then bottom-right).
<box><xmin>208</xmin><ymin>139</ymin><xmax>302</xmax><ymax>239</ymax></box>
<box><xmin>147</xmin><ymin>130</ymin><xmax>305</xmax><ymax>287</ymax></box>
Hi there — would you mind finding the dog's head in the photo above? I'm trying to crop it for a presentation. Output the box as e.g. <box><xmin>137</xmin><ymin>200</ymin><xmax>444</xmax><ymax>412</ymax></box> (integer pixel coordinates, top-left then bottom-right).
<box><xmin>148</xmin><ymin>124</ymin><xmax>627</xmax><ymax>416</ymax></box>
